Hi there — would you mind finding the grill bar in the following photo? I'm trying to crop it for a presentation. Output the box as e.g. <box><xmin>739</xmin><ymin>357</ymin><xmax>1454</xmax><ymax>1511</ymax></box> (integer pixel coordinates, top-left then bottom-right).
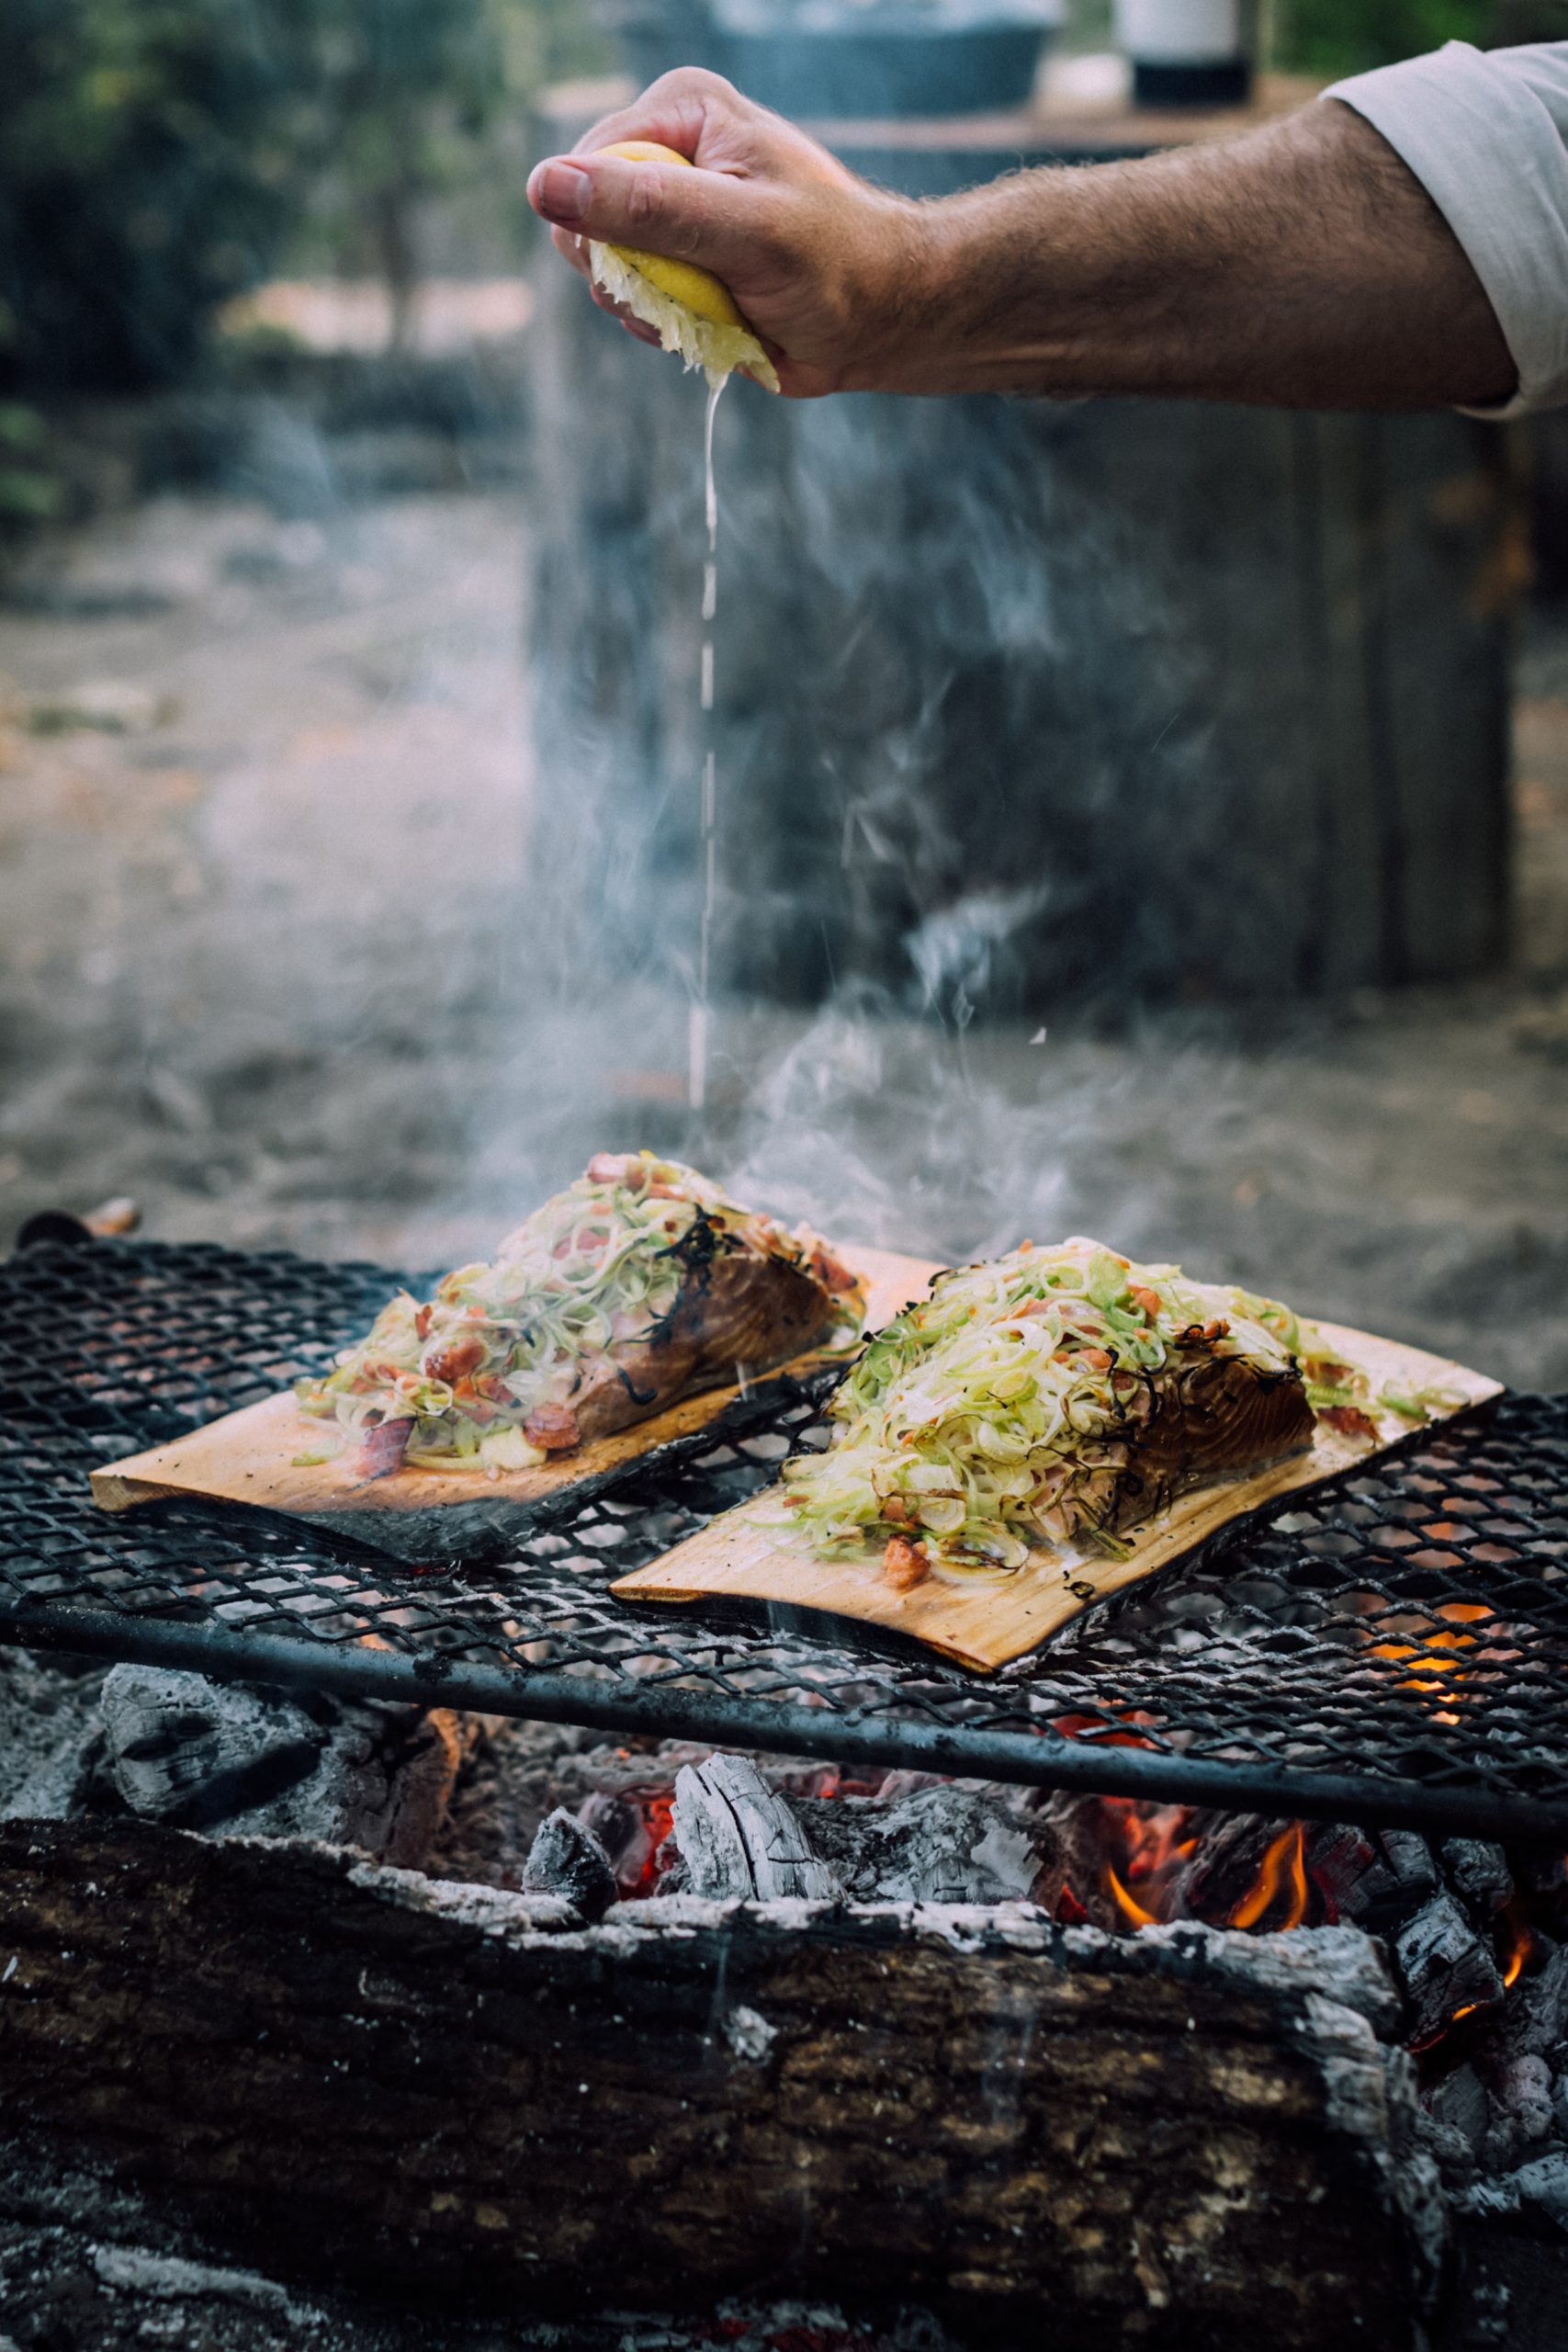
<box><xmin>4</xmin><ymin>1236</ymin><xmax>1566</xmax><ymax>1842</ymax></box>
<box><xmin>11</xmin><ymin>1586</ymin><xmax>1568</xmax><ymax>1841</ymax></box>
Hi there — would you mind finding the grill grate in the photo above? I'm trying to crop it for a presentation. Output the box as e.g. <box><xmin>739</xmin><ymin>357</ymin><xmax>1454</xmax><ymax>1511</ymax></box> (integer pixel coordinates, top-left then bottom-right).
<box><xmin>4</xmin><ymin>1238</ymin><xmax>1568</xmax><ymax>1841</ymax></box>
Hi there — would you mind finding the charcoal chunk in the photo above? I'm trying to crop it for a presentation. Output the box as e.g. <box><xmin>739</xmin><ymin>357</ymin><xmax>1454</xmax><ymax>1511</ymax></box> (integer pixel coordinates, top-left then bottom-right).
<box><xmin>96</xmin><ymin>1666</ymin><xmax>466</xmax><ymax>1863</ymax></box>
<box><xmin>1486</xmin><ymin>1942</ymin><xmax>1568</xmax><ymax>2062</ymax></box>
<box><xmin>1393</xmin><ymin>1893</ymin><xmax>1505</xmax><ymax>2046</ymax></box>
<box><xmin>1303</xmin><ymin>1822</ymin><xmax>1379</xmax><ymax>1920</ymax></box>
<box><xmin>1427</xmin><ymin>2062</ymin><xmax>1489</xmax><ymax>2153</ymax></box>
<box><xmin>521</xmin><ymin>1808</ymin><xmax>618</xmax><ymax>1919</ymax></box>
<box><xmin>1441</xmin><ymin>1839</ymin><xmax>1513</xmax><ymax>1923</ymax></box>
<box><xmin>1513</xmin><ymin>2151</ymin><xmax>1568</xmax><ymax>2222</ymax></box>
<box><xmin>1344</xmin><ymin>1830</ymin><xmax>1438</xmax><ymax>1932</ymax></box>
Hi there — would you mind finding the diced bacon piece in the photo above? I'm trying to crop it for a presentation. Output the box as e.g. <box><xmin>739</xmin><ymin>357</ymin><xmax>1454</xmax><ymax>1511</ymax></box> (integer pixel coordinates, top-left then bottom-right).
<box><xmin>525</xmin><ymin>1402</ymin><xmax>581</xmax><ymax>1453</ymax></box>
<box><xmin>883</xmin><ymin>1535</ymin><xmax>930</xmax><ymax>1592</ymax></box>
<box><xmin>1080</xmin><ymin>1346</ymin><xmax>1113</xmax><ymax>1371</ymax></box>
<box><xmin>809</xmin><ymin>1243</ymin><xmax>860</xmax><ymax>1296</ymax></box>
<box><xmin>414</xmin><ymin>1304</ymin><xmax>433</xmax><ymax>1341</ymax></box>
<box><xmin>473</xmin><ymin>1374</ymin><xmax>514</xmax><ymax>1405</ymax></box>
<box><xmin>587</xmin><ymin>1148</ymin><xmax>644</xmax><ymax>1185</ymax></box>
<box><xmin>423</xmin><ymin>1335</ymin><xmax>485</xmax><ymax>1385</ymax></box>
<box><xmin>1319</xmin><ymin>1403</ymin><xmax>1380</xmax><ymax>1444</ymax></box>
<box><xmin>354</xmin><ymin>1419</ymin><xmax>412</xmax><ymax>1479</ymax></box>
<box><xmin>1130</xmin><ymin>1285</ymin><xmax>1163</xmax><ymax>1323</ymax></box>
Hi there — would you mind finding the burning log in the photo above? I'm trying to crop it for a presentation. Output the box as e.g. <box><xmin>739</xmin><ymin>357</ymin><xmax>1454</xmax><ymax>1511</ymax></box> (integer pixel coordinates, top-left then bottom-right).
<box><xmin>1023</xmin><ymin>1792</ymin><xmax>1323</xmax><ymax>1936</ymax></box>
<box><xmin>795</xmin><ymin>1784</ymin><xmax>1046</xmax><ymax>1906</ymax></box>
<box><xmin>1453</xmin><ymin>1942</ymin><xmax>1568</xmax><ymax>2172</ymax></box>
<box><xmin>670</xmin><ymin>1753</ymin><xmax>840</xmax><ymax>1900</ymax></box>
<box><xmin>664</xmin><ymin>1758</ymin><xmax>1050</xmax><ymax>1908</ymax></box>
<box><xmin>0</xmin><ymin>1815</ymin><xmax>1443</xmax><ymax>2348</ymax></box>
<box><xmin>1301</xmin><ymin>1821</ymin><xmax>1382</xmax><ymax>1918</ymax></box>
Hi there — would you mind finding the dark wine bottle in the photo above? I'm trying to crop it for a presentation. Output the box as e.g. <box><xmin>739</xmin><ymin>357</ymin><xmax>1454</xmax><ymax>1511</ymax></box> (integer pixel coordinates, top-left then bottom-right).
<box><xmin>1115</xmin><ymin>0</ymin><xmax>1254</xmax><ymax>107</ymax></box>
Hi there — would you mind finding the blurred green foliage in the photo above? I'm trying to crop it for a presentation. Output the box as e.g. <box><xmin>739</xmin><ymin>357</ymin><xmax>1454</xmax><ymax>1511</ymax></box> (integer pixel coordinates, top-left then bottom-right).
<box><xmin>0</xmin><ymin>406</ymin><xmax>66</xmax><ymax>523</ymax></box>
<box><xmin>1058</xmin><ymin>0</ymin><xmax>1568</xmax><ymax>69</ymax></box>
<box><xmin>1271</xmin><ymin>0</ymin><xmax>1568</xmax><ymax>68</ymax></box>
<box><xmin>0</xmin><ymin>304</ymin><xmax>63</xmax><ymax>547</ymax></box>
<box><xmin>0</xmin><ymin>0</ymin><xmax>315</xmax><ymax>392</ymax></box>
<box><xmin>0</xmin><ymin>0</ymin><xmax>608</xmax><ymax>395</ymax></box>
<box><xmin>1273</xmin><ymin>0</ymin><xmax>1486</xmax><ymax>72</ymax></box>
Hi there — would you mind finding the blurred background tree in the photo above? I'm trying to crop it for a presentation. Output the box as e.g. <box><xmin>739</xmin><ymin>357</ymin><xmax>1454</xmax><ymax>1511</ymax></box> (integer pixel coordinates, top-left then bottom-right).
<box><xmin>0</xmin><ymin>0</ymin><xmax>607</xmax><ymax>397</ymax></box>
<box><xmin>291</xmin><ymin>0</ymin><xmax>609</xmax><ymax>351</ymax></box>
<box><xmin>0</xmin><ymin>0</ymin><xmax>318</xmax><ymax>393</ymax></box>
<box><xmin>288</xmin><ymin>0</ymin><xmax>502</xmax><ymax>358</ymax></box>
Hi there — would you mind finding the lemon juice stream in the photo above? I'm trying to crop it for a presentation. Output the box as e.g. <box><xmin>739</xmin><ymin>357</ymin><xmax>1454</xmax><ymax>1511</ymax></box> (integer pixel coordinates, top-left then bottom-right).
<box><xmin>688</xmin><ymin>378</ymin><xmax>723</xmax><ymax>1114</ymax></box>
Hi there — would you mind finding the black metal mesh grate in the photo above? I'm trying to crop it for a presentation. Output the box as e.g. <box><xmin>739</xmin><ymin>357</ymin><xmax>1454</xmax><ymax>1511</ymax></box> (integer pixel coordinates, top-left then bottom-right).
<box><xmin>4</xmin><ymin>1238</ymin><xmax>1568</xmax><ymax>1840</ymax></box>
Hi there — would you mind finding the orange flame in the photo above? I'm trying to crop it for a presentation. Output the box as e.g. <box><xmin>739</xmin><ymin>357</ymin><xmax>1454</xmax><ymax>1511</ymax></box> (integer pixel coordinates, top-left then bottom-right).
<box><xmin>1227</xmin><ymin>1826</ymin><xmax>1309</xmax><ymax>1931</ymax></box>
<box><xmin>1499</xmin><ymin>1903</ymin><xmax>1532</xmax><ymax>1991</ymax></box>
<box><xmin>1107</xmin><ymin>1865</ymin><xmax>1159</xmax><ymax>1928</ymax></box>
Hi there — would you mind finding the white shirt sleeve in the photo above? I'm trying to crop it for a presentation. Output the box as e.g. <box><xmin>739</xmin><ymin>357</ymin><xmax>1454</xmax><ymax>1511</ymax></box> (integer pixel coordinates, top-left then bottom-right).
<box><xmin>1325</xmin><ymin>40</ymin><xmax>1568</xmax><ymax>417</ymax></box>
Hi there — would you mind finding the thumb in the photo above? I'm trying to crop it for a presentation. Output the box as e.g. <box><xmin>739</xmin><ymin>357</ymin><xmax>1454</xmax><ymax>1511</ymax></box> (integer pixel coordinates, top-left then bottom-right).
<box><xmin>527</xmin><ymin>152</ymin><xmax>766</xmax><ymax>286</ymax></box>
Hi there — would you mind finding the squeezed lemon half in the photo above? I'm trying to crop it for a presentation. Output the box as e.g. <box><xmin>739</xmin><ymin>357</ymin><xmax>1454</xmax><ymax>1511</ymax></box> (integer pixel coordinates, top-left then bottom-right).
<box><xmin>588</xmin><ymin>140</ymin><xmax>779</xmax><ymax>393</ymax></box>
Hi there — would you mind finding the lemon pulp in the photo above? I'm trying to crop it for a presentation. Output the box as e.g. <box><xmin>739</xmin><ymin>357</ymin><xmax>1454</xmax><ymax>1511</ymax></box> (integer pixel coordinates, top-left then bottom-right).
<box><xmin>589</xmin><ymin>140</ymin><xmax>779</xmax><ymax>393</ymax></box>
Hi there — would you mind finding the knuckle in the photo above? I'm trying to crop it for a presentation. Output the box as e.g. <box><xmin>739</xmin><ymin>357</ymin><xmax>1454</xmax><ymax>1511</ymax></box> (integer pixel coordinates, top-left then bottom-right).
<box><xmin>666</xmin><ymin>205</ymin><xmax>705</xmax><ymax>259</ymax></box>
<box><xmin>625</xmin><ymin>171</ymin><xmax>664</xmax><ymax>231</ymax></box>
<box><xmin>649</xmin><ymin>65</ymin><xmax>737</xmax><ymax>103</ymax></box>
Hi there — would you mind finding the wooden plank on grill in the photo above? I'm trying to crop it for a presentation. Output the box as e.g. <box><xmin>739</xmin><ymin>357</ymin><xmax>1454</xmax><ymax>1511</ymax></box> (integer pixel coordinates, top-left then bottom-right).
<box><xmin>611</xmin><ymin>1319</ymin><xmax>1502</xmax><ymax>1673</ymax></box>
<box><xmin>88</xmin><ymin>1245</ymin><xmax>941</xmax><ymax>1532</ymax></box>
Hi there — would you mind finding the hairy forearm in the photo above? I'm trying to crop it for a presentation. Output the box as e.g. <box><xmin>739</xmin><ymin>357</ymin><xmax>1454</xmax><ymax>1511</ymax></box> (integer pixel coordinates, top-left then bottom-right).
<box><xmin>866</xmin><ymin>102</ymin><xmax>1517</xmax><ymax>409</ymax></box>
<box><xmin>529</xmin><ymin>73</ymin><xmax>1519</xmax><ymax>409</ymax></box>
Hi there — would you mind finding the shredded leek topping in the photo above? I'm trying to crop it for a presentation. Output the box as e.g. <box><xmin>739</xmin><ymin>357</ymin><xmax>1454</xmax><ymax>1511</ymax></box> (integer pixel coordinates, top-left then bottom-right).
<box><xmin>779</xmin><ymin>1237</ymin><xmax>1314</xmax><ymax>1581</ymax></box>
<box><xmin>1300</xmin><ymin>1351</ymin><xmax>1464</xmax><ymax>1431</ymax></box>
<box><xmin>295</xmin><ymin>1153</ymin><xmax>863</xmax><ymax>1474</ymax></box>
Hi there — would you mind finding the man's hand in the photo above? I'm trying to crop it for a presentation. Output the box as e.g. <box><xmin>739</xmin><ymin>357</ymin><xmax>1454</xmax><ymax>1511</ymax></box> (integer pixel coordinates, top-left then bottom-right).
<box><xmin>525</xmin><ymin>70</ymin><xmax>933</xmax><ymax>397</ymax></box>
<box><xmin>527</xmin><ymin>70</ymin><xmax>1516</xmax><ymax>412</ymax></box>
